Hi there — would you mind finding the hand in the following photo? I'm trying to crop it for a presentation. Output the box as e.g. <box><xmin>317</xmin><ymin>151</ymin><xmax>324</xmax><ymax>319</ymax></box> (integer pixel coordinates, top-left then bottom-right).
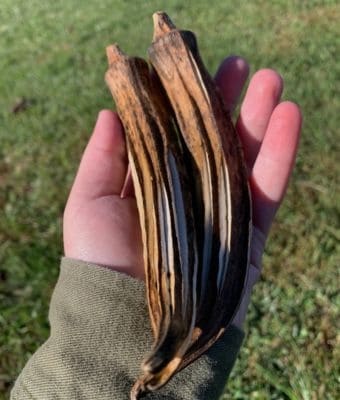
<box><xmin>63</xmin><ymin>57</ymin><xmax>302</xmax><ymax>325</ymax></box>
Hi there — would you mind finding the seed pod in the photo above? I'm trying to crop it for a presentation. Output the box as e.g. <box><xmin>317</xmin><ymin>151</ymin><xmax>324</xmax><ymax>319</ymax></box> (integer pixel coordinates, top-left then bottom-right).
<box><xmin>105</xmin><ymin>45</ymin><xmax>198</xmax><ymax>345</ymax></box>
<box><xmin>105</xmin><ymin>12</ymin><xmax>251</xmax><ymax>400</ymax></box>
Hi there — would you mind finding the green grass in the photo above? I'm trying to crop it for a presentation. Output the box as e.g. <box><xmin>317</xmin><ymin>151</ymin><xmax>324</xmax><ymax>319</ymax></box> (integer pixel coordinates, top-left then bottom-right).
<box><xmin>0</xmin><ymin>0</ymin><xmax>339</xmax><ymax>398</ymax></box>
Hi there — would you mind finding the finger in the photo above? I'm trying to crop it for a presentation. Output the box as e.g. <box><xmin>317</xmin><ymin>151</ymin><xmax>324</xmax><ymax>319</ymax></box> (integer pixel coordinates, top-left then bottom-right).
<box><xmin>70</xmin><ymin>110</ymin><xmax>128</xmax><ymax>201</ymax></box>
<box><xmin>214</xmin><ymin>56</ymin><xmax>249</xmax><ymax>113</ymax></box>
<box><xmin>250</xmin><ymin>101</ymin><xmax>302</xmax><ymax>235</ymax></box>
<box><xmin>236</xmin><ymin>69</ymin><xmax>283</xmax><ymax>171</ymax></box>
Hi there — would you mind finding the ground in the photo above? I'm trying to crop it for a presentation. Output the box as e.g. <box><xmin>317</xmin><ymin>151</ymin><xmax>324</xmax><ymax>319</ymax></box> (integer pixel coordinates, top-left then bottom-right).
<box><xmin>0</xmin><ymin>1</ymin><xmax>339</xmax><ymax>399</ymax></box>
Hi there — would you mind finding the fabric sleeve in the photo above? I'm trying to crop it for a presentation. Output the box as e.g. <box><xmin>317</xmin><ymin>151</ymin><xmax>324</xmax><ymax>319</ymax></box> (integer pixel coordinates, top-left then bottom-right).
<box><xmin>11</xmin><ymin>257</ymin><xmax>244</xmax><ymax>400</ymax></box>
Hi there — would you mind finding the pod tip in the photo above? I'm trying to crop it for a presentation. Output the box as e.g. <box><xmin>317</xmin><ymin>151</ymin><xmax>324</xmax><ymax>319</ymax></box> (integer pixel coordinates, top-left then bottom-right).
<box><xmin>152</xmin><ymin>11</ymin><xmax>176</xmax><ymax>40</ymax></box>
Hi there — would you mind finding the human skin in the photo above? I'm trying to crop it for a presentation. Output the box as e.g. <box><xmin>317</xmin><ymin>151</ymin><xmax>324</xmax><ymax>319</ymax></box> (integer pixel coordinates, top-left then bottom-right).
<box><xmin>63</xmin><ymin>56</ymin><xmax>302</xmax><ymax>327</ymax></box>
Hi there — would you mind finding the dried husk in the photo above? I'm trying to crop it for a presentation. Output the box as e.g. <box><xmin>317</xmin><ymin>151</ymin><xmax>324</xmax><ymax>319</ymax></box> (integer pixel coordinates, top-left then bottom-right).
<box><xmin>105</xmin><ymin>12</ymin><xmax>251</xmax><ymax>400</ymax></box>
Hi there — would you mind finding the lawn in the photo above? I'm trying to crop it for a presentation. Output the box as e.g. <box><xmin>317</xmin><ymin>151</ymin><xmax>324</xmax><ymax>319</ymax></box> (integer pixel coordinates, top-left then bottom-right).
<box><xmin>0</xmin><ymin>0</ymin><xmax>339</xmax><ymax>399</ymax></box>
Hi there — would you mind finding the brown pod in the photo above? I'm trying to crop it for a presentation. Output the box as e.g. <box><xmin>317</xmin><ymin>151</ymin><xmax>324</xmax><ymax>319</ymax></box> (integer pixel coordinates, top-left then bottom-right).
<box><xmin>105</xmin><ymin>44</ymin><xmax>198</xmax><ymax>398</ymax></box>
<box><xmin>105</xmin><ymin>12</ymin><xmax>251</xmax><ymax>399</ymax></box>
<box><xmin>148</xmin><ymin>11</ymin><xmax>251</xmax><ymax>371</ymax></box>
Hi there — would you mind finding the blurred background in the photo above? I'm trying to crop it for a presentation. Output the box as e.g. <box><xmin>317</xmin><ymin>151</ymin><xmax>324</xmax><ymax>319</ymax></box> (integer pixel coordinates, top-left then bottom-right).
<box><xmin>0</xmin><ymin>1</ymin><xmax>339</xmax><ymax>399</ymax></box>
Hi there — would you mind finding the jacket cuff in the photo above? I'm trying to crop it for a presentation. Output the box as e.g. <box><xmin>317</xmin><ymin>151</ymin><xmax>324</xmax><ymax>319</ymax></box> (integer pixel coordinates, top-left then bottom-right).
<box><xmin>11</xmin><ymin>257</ymin><xmax>244</xmax><ymax>400</ymax></box>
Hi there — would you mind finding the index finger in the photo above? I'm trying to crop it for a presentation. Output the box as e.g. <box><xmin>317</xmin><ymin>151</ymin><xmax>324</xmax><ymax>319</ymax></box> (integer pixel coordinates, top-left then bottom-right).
<box><xmin>215</xmin><ymin>56</ymin><xmax>249</xmax><ymax>113</ymax></box>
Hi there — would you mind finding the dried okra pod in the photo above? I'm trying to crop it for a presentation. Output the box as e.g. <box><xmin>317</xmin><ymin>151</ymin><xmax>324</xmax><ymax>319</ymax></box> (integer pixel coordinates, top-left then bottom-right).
<box><xmin>105</xmin><ymin>11</ymin><xmax>251</xmax><ymax>399</ymax></box>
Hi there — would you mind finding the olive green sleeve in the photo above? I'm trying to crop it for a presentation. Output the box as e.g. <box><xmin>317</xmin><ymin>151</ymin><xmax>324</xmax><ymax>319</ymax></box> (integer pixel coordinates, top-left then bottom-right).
<box><xmin>11</xmin><ymin>257</ymin><xmax>244</xmax><ymax>400</ymax></box>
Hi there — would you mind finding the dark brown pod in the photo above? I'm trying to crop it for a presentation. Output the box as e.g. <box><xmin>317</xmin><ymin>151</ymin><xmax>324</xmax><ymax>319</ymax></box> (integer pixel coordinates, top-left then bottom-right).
<box><xmin>105</xmin><ymin>12</ymin><xmax>251</xmax><ymax>399</ymax></box>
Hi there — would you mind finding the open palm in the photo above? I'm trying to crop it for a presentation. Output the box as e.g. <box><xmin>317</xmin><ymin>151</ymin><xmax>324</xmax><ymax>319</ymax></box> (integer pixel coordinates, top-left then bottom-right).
<box><xmin>63</xmin><ymin>56</ymin><xmax>301</xmax><ymax>325</ymax></box>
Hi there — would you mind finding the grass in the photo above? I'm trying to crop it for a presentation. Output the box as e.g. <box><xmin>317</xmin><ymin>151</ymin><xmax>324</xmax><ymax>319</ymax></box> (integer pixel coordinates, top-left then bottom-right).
<box><xmin>0</xmin><ymin>0</ymin><xmax>339</xmax><ymax>398</ymax></box>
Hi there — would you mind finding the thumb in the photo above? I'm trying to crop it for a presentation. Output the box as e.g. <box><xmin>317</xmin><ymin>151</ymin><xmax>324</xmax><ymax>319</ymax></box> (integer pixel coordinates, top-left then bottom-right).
<box><xmin>69</xmin><ymin>110</ymin><xmax>128</xmax><ymax>203</ymax></box>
